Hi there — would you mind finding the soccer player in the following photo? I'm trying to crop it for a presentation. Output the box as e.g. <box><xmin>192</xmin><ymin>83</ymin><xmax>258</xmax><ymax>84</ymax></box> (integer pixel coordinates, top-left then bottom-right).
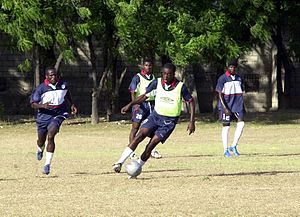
<box><xmin>113</xmin><ymin>63</ymin><xmax>195</xmax><ymax>173</ymax></box>
<box><xmin>30</xmin><ymin>68</ymin><xmax>77</xmax><ymax>175</ymax></box>
<box><xmin>215</xmin><ymin>59</ymin><xmax>245</xmax><ymax>157</ymax></box>
<box><xmin>127</xmin><ymin>59</ymin><xmax>162</xmax><ymax>159</ymax></box>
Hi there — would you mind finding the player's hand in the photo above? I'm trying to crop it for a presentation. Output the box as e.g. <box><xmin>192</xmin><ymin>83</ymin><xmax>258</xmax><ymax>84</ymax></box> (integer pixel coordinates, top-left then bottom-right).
<box><xmin>42</xmin><ymin>102</ymin><xmax>54</xmax><ymax>109</ymax></box>
<box><xmin>224</xmin><ymin>108</ymin><xmax>232</xmax><ymax>116</ymax></box>
<box><xmin>133</xmin><ymin>104</ymin><xmax>140</xmax><ymax>111</ymax></box>
<box><xmin>71</xmin><ymin>104</ymin><xmax>77</xmax><ymax>115</ymax></box>
<box><xmin>121</xmin><ymin>104</ymin><xmax>131</xmax><ymax>114</ymax></box>
<box><xmin>187</xmin><ymin>121</ymin><xmax>195</xmax><ymax>135</ymax></box>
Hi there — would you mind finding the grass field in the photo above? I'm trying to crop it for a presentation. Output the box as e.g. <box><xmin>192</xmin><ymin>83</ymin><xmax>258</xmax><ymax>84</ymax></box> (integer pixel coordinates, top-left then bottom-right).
<box><xmin>0</xmin><ymin>112</ymin><xmax>300</xmax><ymax>217</ymax></box>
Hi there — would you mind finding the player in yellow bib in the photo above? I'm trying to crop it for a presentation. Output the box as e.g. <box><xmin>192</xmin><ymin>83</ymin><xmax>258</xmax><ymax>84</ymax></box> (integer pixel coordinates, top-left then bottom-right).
<box><xmin>113</xmin><ymin>63</ymin><xmax>195</xmax><ymax>174</ymax></box>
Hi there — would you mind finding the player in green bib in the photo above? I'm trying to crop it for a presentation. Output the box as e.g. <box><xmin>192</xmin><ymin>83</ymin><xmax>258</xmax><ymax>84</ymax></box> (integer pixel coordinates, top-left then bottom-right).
<box><xmin>113</xmin><ymin>63</ymin><xmax>195</xmax><ymax>175</ymax></box>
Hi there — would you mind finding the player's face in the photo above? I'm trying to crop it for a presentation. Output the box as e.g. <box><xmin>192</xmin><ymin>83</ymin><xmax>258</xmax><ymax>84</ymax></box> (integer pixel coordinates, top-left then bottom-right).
<box><xmin>46</xmin><ymin>70</ymin><xmax>59</xmax><ymax>84</ymax></box>
<box><xmin>143</xmin><ymin>62</ymin><xmax>153</xmax><ymax>74</ymax></box>
<box><xmin>228</xmin><ymin>65</ymin><xmax>236</xmax><ymax>74</ymax></box>
<box><xmin>162</xmin><ymin>68</ymin><xmax>175</xmax><ymax>84</ymax></box>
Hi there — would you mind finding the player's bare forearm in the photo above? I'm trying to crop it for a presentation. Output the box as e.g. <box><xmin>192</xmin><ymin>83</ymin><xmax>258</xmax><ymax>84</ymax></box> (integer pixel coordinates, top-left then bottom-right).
<box><xmin>187</xmin><ymin>100</ymin><xmax>196</xmax><ymax>135</ymax></box>
<box><xmin>121</xmin><ymin>94</ymin><xmax>147</xmax><ymax>114</ymax></box>
<box><xmin>65</xmin><ymin>90</ymin><xmax>77</xmax><ymax>114</ymax></box>
<box><xmin>130</xmin><ymin>92</ymin><xmax>136</xmax><ymax>102</ymax></box>
<box><xmin>218</xmin><ymin>92</ymin><xmax>231</xmax><ymax>115</ymax></box>
<box><xmin>31</xmin><ymin>102</ymin><xmax>53</xmax><ymax>110</ymax></box>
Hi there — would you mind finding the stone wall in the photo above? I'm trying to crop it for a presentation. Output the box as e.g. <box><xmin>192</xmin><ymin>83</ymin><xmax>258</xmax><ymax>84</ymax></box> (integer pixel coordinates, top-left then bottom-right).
<box><xmin>1</xmin><ymin>32</ymin><xmax>300</xmax><ymax>117</ymax></box>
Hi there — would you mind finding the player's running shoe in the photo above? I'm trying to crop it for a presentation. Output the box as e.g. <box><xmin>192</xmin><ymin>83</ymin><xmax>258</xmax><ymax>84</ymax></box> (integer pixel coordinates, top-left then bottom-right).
<box><xmin>36</xmin><ymin>151</ymin><xmax>43</xmax><ymax>161</ymax></box>
<box><xmin>151</xmin><ymin>150</ymin><xmax>162</xmax><ymax>159</ymax></box>
<box><xmin>223</xmin><ymin>149</ymin><xmax>231</xmax><ymax>157</ymax></box>
<box><xmin>43</xmin><ymin>164</ymin><xmax>51</xmax><ymax>175</ymax></box>
<box><xmin>229</xmin><ymin>146</ymin><xmax>240</xmax><ymax>156</ymax></box>
<box><xmin>113</xmin><ymin>163</ymin><xmax>122</xmax><ymax>173</ymax></box>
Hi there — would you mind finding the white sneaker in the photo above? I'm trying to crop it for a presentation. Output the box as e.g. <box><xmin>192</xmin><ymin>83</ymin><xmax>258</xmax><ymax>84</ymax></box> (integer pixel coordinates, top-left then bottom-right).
<box><xmin>113</xmin><ymin>163</ymin><xmax>122</xmax><ymax>173</ymax></box>
<box><xmin>151</xmin><ymin>150</ymin><xmax>162</xmax><ymax>159</ymax></box>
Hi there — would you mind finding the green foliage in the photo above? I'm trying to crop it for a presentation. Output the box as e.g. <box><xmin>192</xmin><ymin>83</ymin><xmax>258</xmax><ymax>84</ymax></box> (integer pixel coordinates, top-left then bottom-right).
<box><xmin>18</xmin><ymin>59</ymin><xmax>32</xmax><ymax>73</ymax></box>
<box><xmin>0</xmin><ymin>0</ymin><xmax>93</xmax><ymax>66</ymax></box>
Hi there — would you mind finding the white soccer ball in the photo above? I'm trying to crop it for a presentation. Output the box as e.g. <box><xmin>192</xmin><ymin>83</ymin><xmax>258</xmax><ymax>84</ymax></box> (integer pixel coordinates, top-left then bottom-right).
<box><xmin>126</xmin><ymin>160</ymin><xmax>142</xmax><ymax>178</ymax></box>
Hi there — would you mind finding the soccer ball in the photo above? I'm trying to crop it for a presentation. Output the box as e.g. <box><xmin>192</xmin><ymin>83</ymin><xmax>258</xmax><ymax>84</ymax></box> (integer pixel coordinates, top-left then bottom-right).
<box><xmin>126</xmin><ymin>160</ymin><xmax>142</xmax><ymax>178</ymax></box>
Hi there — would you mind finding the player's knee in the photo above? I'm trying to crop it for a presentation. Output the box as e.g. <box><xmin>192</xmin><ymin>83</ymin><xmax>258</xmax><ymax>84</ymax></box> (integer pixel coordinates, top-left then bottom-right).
<box><xmin>47</xmin><ymin>134</ymin><xmax>55</xmax><ymax>141</ymax></box>
<box><xmin>131</xmin><ymin>123</ymin><xmax>140</xmax><ymax>130</ymax></box>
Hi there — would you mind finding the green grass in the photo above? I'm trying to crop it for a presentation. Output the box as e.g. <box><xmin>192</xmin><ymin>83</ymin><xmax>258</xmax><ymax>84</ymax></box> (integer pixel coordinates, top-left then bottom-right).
<box><xmin>0</xmin><ymin>113</ymin><xmax>300</xmax><ymax>216</ymax></box>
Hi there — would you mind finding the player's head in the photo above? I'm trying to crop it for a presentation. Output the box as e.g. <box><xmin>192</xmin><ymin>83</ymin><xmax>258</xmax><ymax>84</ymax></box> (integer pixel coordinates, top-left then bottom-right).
<box><xmin>162</xmin><ymin>63</ymin><xmax>176</xmax><ymax>84</ymax></box>
<box><xmin>45</xmin><ymin>67</ymin><xmax>58</xmax><ymax>84</ymax></box>
<box><xmin>228</xmin><ymin>59</ymin><xmax>238</xmax><ymax>74</ymax></box>
<box><xmin>142</xmin><ymin>58</ymin><xmax>153</xmax><ymax>74</ymax></box>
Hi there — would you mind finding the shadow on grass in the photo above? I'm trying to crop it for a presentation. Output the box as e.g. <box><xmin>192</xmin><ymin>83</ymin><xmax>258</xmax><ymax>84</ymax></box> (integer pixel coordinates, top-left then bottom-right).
<box><xmin>37</xmin><ymin>175</ymin><xmax>59</xmax><ymax>179</ymax></box>
<box><xmin>72</xmin><ymin>168</ymin><xmax>188</xmax><ymax>176</ymax></box>
<box><xmin>136</xmin><ymin>170</ymin><xmax>300</xmax><ymax>181</ymax></box>
<box><xmin>168</xmin><ymin>154</ymin><xmax>216</xmax><ymax>158</ymax></box>
<box><xmin>244</xmin><ymin>153</ymin><xmax>300</xmax><ymax>157</ymax></box>
<box><xmin>0</xmin><ymin>178</ymin><xmax>18</xmax><ymax>181</ymax></box>
<box><xmin>168</xmin><ymin>152</ymin><xmax>300</xmax><ymax>159</ymax></box>
<box><xmin>208</xmin><ymin>170</ymin><xmax>299</xmax><ymax>177</ymax></box>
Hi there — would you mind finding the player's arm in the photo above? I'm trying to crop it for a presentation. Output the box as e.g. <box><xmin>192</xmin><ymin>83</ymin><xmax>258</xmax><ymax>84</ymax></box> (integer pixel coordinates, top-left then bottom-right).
<box><xmin>121</xmin><ymin>94</ymin><xmax>148</xmax><ymax>114</ymax></box>
<box><xmin>30</xmin><ymin>88</ymin><xmax>53</xmax><ymax>110</ymax></box>
<box><xmin>65</xmin><ymin>90</ymin><xmax>77</xmax><ymax>115</ymax></box>
<box><xmin>31</xmin><ymin>102</ymin><xmax>53</xmax><ymax>110</ymax></box>
<box><xmin>215</xmin><ymin>77</ymin><xmax>231</xmax><ymax>116</ymax></box>
<box><xmin>182</xmin><ymin>84</ymin><xmax>195</xmax><ymax>135</ymax></box>
<box><xmin>121</xmin><ymin>79</ymin><xmax>157</xmax><ymax>114</ymax></box>
<box><xmin>187</xmin><ymin>99</ymin><xmax>196</xmax><ymax>135</ymax></box>
<box><xmin>218</xmin><ymin>92</ymin><xmax>231</xmax><ymax>116</ymax></box>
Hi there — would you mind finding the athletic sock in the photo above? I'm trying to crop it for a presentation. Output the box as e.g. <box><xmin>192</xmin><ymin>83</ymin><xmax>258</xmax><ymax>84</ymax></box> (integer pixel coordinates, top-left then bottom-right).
<box><xmin>37</xmin><ymin>145</ymin><xmax>45</xmax><ymax>152</ymax></box>
<box><xmin>222</xmin><ymin>126</ymin><xmax>230</xmax><ymax>152</ymax></box>
<box><xmin>137</xmin><ymin>159</ymin><xmax>145</xmax><ymax>166</ymax></box>
<box><xmin>151</xmin><ymin>147</ymin><xmax>157</xmax><ymax>154</ymax></box>
<box><xmin>117</xmin><ymin>147</ymin><xmax>134</xmax><ymax>164</ymax></box>
<box><xmin>232</xmin><ymin>121</ymin><xmax>245</xmax><ymax>147</ymax></box>
<box><xmin>45</xmin><ymin>152</ymin><xmax>54</xmax><ymax>165</ymax></box>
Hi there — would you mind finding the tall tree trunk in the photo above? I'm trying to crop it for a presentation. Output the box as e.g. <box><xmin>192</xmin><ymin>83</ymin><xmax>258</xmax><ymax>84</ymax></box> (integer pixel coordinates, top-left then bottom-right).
<box><xmin>112</xmin><ymin>67</ymin><xmax>127</xmax><ymax>114</ymax></box>
<box><xmin>273</xmin><ymin>0</ymin><xmax>284</xmax><ymax>109</ymax></box>
<box><xmin>33</xmin><ymin>45</ymin><xmax>40</xmax><ymax>87</ymax></box>
<box><xmin>88</xmin><ymin>36</ymin><xmax>100</xmax><ymax>124</ymax></box>
<box><xmin>54</xmin><ymin>53</ymin><xmax>63</xmax><ymax>72</ymax></box>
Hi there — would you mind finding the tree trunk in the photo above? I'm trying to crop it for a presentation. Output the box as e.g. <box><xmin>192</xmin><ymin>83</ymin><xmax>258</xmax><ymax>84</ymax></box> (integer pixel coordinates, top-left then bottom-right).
<box><xmin>54</xmin><ymin>53</ymin><xmax>63</xmax><ymax>72</ymax></box>
<box><xmin>33</xmin><ymin>45</ymin><xmax>40</xmax><ymax>87</ymax></box>
<box><xmin>88</xmin><ymin>36</ymin><xmax>100</xmax><ymax>124</ymax></box>
<box><xmin>91</xmin><ymin>90</ymin><xmax>99</xmax><ymax>124</ymax></box>
<box><xmin>273</xmin><ymin>0</ymin><xmax>284</xmax><ymax>109</ymax></box>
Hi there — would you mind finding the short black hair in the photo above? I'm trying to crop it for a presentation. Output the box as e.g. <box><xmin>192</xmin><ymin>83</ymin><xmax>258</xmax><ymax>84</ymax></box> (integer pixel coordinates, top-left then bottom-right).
<box><xmin>228</xmin><ymin>59</ymin><xmax>238</xmax><ymax>67</ymax></box>
<box><xmin>163</xmin><ymin>63</ymin><xmax>176</xmax><ymax>73</ymax></box>
<box><xmin>45</xmin><ymin>67</ymin><xmax>56</xmax><ymax>74</ymax></box>
<box><xmin>143</xmin><ymin>58</ymin><xmax>153</xmax><ymax>64</ymax></box>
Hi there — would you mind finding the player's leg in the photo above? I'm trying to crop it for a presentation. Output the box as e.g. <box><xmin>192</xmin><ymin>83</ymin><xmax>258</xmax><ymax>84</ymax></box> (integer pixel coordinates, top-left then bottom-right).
<box><xmin>128</xmin><ymin>106</ymin><xmax>144</xmax><ymax>159</ymax></box>
<box><xmin>113</xmin><ymin>127</ymin><xmax>151</xmax><ymax>173</ymax></box>
<box><xmin>129</xmin><ymin>122</ymin><xmax>140</xmax><ymax>159</ymax></box>
<box><xmin>43</xmin><ymin>117</ymin><xmax>64</xmax><ymax>175</ymax></box>
<box><xmin>36</xmin><ymin>120</ymin><xmax>48</xmax><ymax>161</ymax></box>
<box><xmin>220</xmin><ymin>111</ymin><xmax>231</xmax><ymax>157</ymax></box>
<box><xmin>138</xmin><ymin>117</ymin><xmax>176</xmax><ymax>166</ymax></box>
<box><xmin>129</xmin><ymin>122</ymin><xmax>140</xmax><ymax>143</ymax></box>
<box><xmin>138</xmin><ymin>135</ymin><xmax>161</xmax><ymax>166</ymax></box>
<box><xmin>229</xmin><ymin>112</ymin><xmax>245</xmax><ymax>156</ymax></box>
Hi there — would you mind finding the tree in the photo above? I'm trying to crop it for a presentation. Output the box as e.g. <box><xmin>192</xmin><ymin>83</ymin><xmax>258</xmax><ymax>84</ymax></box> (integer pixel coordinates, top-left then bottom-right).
<box><xmin>0</xmin><ymin>0</ymin><xmax>91</xmax><ymax>86</ymax></box>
